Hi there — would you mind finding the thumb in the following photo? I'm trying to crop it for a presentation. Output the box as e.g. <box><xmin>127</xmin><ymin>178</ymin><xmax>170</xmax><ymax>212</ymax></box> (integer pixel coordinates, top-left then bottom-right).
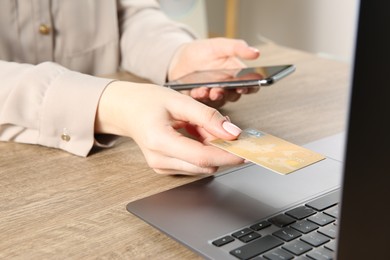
<box><xmin>178</xmin><ymin>98</ymin><xmax>242</xmax><ymax>139</ymax></box>
<box><xmin>212</xmin><ymin>38</ymin><xmax>260</xmax><ymax>60</ymax></box>
<box><xmin>200</xmin><ymin>107</ymin><xmax>243</xmax><ymax>140</ymax></box>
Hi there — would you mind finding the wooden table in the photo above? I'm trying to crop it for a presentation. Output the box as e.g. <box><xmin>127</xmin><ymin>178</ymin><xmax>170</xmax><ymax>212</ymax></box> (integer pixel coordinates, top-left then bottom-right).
<box><xmin>0</xmin><ymin>44</ymin><xmax>350</xmax><ymax>259</ymax></box>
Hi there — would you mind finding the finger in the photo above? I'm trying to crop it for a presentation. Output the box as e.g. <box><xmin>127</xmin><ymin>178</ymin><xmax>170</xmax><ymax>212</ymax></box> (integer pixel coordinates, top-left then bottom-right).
<box><xmin>236</xmin><ymin>88</ymin><xmax>249</xmax><ymax>94</ymax></box>
<box><xmin>168</xmin><ymin>96</ymin><xmax>242</xmax><ymax>139</ymax></box>
<box><xmin>195</xmin><ymin>125</ymin><xmax>228</xmax><ymax>143</ymax></box>
<box><xmin>140</xmin><ymin>145</ymin><xmax>218</xmax><ymax>175</ymax></box>
<box><xmin>209</xmin><ymin>88</ymin><xmax>225</xmax><ymax>101</ymax></box>
<box><xmin>189</xmin><ymin>87</ymin><xmax>210</xmax><ymax>99</ymax></box>
<box><xmin>154</xmin><ymin>167</ymin><xmax>216</xmax><ymax>176</ymax></box>
<box><xmin>149</xmin><ymin>126</ymin><xmax>244</xmax><ymax>168</ymax></box>
<box><xmin>209</xmin><ymin>88</ymin><xmax>244</xmax><ymax>102</ymax></box>
<box><xmin>150</xmin><ymin>156</ymin><xmax>219</xmax><ymax>175</ymax></box>
<box><xmin>199</xmin><ymin>99</ymin><xmax>227</xmax><ymax>109</ymax></box>
<box><xmin>236</xmin><ymin>86</ymin><xmax>260</xmax><ymax>94</ymax></box>
<box><xmin>247</xmin><ymin>86</ymin><xmax>260</xmax><ymax>94</ymax></box>
<box><xmin>211</xmin><ymin>38</ymin><xmax>260</xmax><ymax>60</ymax></box>
<box><xmin>225</xmin><ymin>90</ymin><xmax>242</xmax><ymax>102</ymax></box>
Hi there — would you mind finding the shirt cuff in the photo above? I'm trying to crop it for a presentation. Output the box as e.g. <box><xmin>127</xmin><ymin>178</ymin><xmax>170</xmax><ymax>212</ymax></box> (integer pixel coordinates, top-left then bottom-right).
<box><xmin>38</xmin><ymin>63</ymin><xmax>115</xmax><ymax>156</ymax></box>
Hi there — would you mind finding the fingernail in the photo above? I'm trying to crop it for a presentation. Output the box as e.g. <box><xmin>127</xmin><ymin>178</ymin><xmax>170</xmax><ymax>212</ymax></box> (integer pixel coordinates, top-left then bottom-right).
<box><xmin>222</xmin><ymin>121</ymin><xmax>242</xmax><ymax>136</ymax></box>
<box><xmin>250</xmin><ymin>47</ymin><xmax>260</xmax><ymax>53</ymax></box>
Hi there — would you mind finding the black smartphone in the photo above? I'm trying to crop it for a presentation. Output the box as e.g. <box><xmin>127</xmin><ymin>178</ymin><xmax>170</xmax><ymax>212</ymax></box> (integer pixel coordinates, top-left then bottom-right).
<box><xmin>164</xmin><ymin>64</ymin><xmax>295</xmax><ymax>90</ymax></box>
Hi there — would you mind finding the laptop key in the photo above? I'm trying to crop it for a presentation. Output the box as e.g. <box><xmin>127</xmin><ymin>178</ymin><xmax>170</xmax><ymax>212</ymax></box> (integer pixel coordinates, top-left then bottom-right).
<box><xmin>308</xmin><ymin>213</ymin><xmax>335</xmax><ymax>226</ymax></box>
<box><xmin>250</xmin><ymin>220</ymin><xmax>271</xmax><ymax>231</ymax></box>
<box><xmin>273</xmin><ymin>227</ymin><xmax>302</xmax><ymax>242</ymax></box>
<box><xmin>324</xmin><ymin>205</ymin><xmax>339</xmax><ymax>218</ymax></box>
<box><xmin>301</xmin><ymin>232</ymin><xmax>330</xmax><ymax>247</ymax></box>
<box><xmin>306</xmin><ymin>191</ymin><xmax>340</xmax><ymax>211</ymax></box>
<box><xmin>212</xmin><ymin>235</ymin><xmax>234</xmax><ymax>247</ymax></box>
<box><xmin>286</xmin><ymin>206</ymin><xmax>316</xmax><ymax>220</ymax></box>
<box><xmin>269</xmin><ymin>214</ymin><xmax>296</xmax><ymax>227</ymax></box>
<box><xmin>291</xmin><ymin>220</ymin><xmax>319</xmax><ymax>234</ymax></box>
<box><xmin>282</xmin><ymin>240</ymin><xmax>312</xmax><ymax>256</ymax></box>
<box><xmin>232</xmin><ymin>228</ymin><xmax>254</xmax><ymax>239</ymax></box>
<box><xmin>263</xmin><ymin>248</ymin><xmax>294</xmax><ymax>260</ymax></box>
<box><xmin>318</xmin><ymin>224</ymin><xmax>338</xmax><ymax>239</ymax></box>
<box><xmin>239</xmin><ymin>232</ymin><xmax>261</xmax><ymax>243</ymax></box>
<box><xmin>324</xmin><ymin>240</ymin><xmax>337</xmax><ymax>251</ymax></box>
<box><xmin>306</xmin><ymin>247</ymin><xmax>334</xmax><ymax>260</ymax></box>
<box><xmin>230</xmin><ymin>235</ymin><xmax>283</xmax><ymax>260</ymax></box>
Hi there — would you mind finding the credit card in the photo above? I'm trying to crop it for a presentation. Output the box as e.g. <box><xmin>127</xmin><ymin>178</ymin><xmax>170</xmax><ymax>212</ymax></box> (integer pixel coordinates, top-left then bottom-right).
<box><xmin>210</xmin><ymin>128</ymin><xmax>325</xmax><ymax>175</ymax></box>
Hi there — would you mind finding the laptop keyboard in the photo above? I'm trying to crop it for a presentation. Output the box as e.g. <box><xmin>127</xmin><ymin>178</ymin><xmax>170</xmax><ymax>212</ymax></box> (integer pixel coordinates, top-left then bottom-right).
<box><xmin>212</xmin><ymin>190</ymin><xmax>340</xmax><ymax>260</ymax></box>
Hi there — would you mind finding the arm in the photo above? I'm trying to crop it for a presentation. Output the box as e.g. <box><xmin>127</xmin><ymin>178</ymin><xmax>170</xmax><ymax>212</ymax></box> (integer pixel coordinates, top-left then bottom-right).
<box><xmin>117</xmin><ymin>1</ymin><xmax>260</xmax><ymax>108</ymax></box>
<box><xmin>118</xmin><ymin>0</ymin><xmax>197</xmax><ymax>85</ymax></box>
<box><xmin>0</xmin><ymin>60</ymin><xmax>244</xmax><ymax>175</ymax></box>
<box><xmin>0</xmin><ymin>60</ymin><xmax>113</xmax><ymax>156</ymax></box>
<box><xmin>95</xmin><ymin>81</ymin><xmax>244</xmax><ymax>175</ymax></box>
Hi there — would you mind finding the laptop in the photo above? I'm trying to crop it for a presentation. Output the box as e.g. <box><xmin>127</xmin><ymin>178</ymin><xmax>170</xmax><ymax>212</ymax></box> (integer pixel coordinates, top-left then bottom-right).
<box><xmin>127</xmin><ymin>1</ymin><xmax>390</xmax><ymax>259</ymax></box>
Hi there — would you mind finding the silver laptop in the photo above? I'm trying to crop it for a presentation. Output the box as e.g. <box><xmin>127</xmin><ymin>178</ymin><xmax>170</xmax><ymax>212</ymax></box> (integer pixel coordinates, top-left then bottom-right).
<box><xmin>127</xmin><ymin>1</ymin><xmax>390</xmax><ymax>259</ymax></box>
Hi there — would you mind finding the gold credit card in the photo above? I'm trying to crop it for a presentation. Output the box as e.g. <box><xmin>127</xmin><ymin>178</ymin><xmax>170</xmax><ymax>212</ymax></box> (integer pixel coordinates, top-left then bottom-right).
<box><xmin>210</xmin><ymin>128</ymin><xmax>325</xmax><ymax>175</ymax></box>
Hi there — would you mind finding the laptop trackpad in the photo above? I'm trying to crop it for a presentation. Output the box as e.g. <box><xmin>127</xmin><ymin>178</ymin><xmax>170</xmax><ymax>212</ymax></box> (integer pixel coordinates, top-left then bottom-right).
<box><xmin>127</xmin><ymin>156</ymin><xmax>342</xmax><ymax>241</ymax></box>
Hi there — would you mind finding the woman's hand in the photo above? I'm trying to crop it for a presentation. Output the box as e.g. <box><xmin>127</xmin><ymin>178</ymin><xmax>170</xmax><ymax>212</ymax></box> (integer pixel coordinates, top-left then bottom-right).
<box><xmin>168</xmin><ymin>38</ymin><xmax>260</xmax><ymax>108</ymax></box>
<box><xmin>95</xmin><ymin>81</ymin><xmax>245</xmax><ymax>175</ymax></box>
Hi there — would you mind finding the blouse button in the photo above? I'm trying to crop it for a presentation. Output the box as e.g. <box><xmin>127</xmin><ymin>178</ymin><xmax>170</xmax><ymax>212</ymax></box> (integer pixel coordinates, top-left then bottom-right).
<box><xmin>39</xmin><ymin>24</ymin><xmax>51</xmax><ymax>35</ymax></box>
<box><xmin>61</xmin><ymin>134</ymin><xmax>71</xmax><ymax>142</ymax></box>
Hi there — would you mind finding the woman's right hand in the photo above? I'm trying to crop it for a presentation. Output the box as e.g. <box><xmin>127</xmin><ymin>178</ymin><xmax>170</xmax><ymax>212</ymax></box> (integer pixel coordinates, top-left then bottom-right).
<box><xmin>95</xmin><ymin>81</ymin><xmax>245</xmax><ymax>175</ymax></box>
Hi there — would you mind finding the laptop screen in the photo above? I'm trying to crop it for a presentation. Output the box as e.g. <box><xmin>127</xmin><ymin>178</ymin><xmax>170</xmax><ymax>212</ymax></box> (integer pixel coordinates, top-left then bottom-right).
<box><xmin>337</xmin><ymin>0</ymin><xmax>390</xmax><ymax>258</ymax></box>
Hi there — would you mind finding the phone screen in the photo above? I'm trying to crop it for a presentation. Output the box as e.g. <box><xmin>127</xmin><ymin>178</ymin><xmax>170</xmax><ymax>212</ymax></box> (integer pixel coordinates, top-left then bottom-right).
<box><xmin>164</xmin><ymin>65</ymin><xmax>295</xmax><ymax>90</ymax></box>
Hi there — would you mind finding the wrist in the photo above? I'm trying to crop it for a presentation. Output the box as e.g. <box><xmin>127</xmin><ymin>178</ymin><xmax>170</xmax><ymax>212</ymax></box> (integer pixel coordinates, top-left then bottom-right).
<box><xmin>167</xmin><ymin>43</ymin><xmax>188</xmax><ymax>81</ymax></box>
<box><xmin>94</xmin><ymin>81</ymin><xmax>125</xmax><ymax>136</ymax></box>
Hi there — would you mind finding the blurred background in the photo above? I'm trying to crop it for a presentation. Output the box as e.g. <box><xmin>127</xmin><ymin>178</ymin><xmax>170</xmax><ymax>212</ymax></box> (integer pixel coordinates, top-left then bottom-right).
<box><xmin>159</xmin><ymin>0</ymin><xmax>358</xmax><ymax>63</ymax></box>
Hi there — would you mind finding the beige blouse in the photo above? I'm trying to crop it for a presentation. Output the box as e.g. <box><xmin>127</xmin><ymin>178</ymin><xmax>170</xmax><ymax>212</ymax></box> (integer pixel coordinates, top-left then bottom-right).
<box><xmin>0</xmin><ymin>0</ymin><xmax>195</xmax><ymax>156</ymax></box>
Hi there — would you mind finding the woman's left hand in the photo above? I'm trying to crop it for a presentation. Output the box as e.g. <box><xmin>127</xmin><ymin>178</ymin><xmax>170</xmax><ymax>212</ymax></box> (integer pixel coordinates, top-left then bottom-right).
<box><xmin>168</xmin><ymin>37</ymin><xmax>261</xmax><ymax>108</ymax></box>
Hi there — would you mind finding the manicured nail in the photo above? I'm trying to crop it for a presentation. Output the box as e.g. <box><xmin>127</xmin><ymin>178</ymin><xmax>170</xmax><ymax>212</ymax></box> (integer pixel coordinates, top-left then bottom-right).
<box><xmin>250</xmin><ymin>47</ymin><xmax>260</xmax><ymax>53</ymax></box>
<box><xmin>222</xmin><ymin>121</ymin><xmax>242</xmax><ymax>136</ymax></box>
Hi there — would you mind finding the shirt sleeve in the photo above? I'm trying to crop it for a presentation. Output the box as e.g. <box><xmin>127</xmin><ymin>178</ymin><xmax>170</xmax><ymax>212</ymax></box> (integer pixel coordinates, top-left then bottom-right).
<box><xmin>118</xmin><ymin>0</ymin><xmax>197</xmax><ymax>85</ymax></box>
<box><xmin>0</xmin><ymin>60</ymin><xmax>115</xmax><ymax>156</ymax></box>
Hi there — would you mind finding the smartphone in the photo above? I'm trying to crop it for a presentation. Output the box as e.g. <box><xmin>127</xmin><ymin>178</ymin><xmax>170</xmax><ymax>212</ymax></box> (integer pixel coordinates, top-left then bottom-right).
<box><xmin>164</xmin><ymin>64</ymin><xmax>295</xmax><ymax>90</ymax></box>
